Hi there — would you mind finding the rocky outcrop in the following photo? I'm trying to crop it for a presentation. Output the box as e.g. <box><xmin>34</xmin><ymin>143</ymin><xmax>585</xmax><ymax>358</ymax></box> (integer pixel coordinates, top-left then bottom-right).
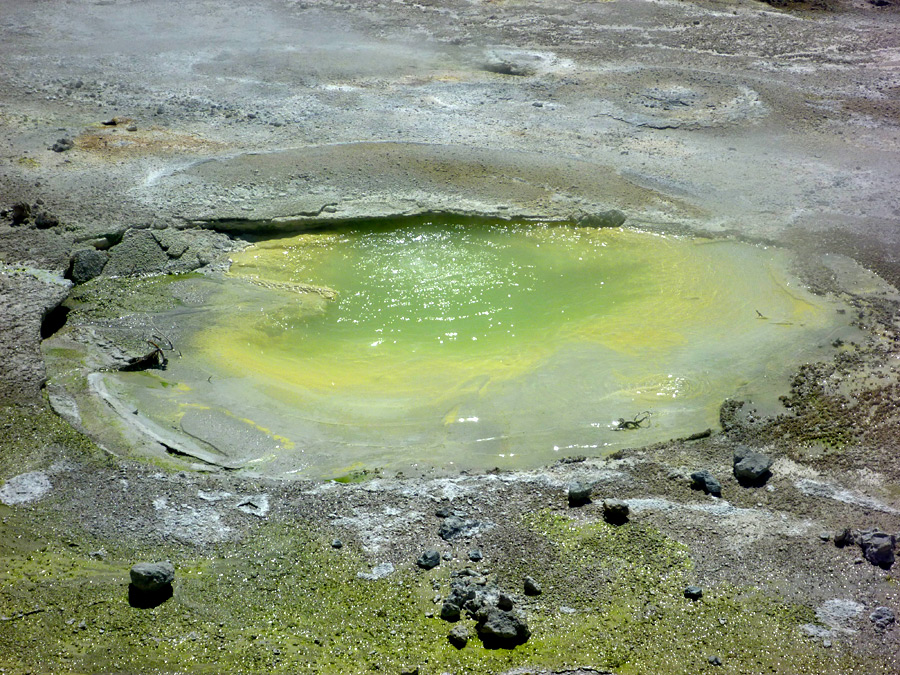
<box><xmin>575</xmin><ymin>210</ymin><xmax>627</xmax><ymax>229</ymax></box>
<box><xmin>102</xmin><ymin>227</ymin><xmax>234</xmax><ymax>277</ymax></box>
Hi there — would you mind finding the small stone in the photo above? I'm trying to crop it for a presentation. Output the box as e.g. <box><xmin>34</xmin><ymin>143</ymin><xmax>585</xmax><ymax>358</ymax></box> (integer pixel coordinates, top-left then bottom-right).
<box><xmin>442</xmin><ymin>552</ymin><xmax>453</xmax><ymax>561</ymax></box>
<box><xmin>497</xmin><ymin>593</ymin><xmax>514</xmax><ymax>611</ymax></box>
<box><xmin>11</xmin><ymin>202</ymin><xmax>31</xmax><ymax>225</ymax></box>
<box><xmin>834</xmin><ymin>528</ymin><xmax>855</xmax><ymax>548</ymax></box>
<box><xmin>468</xmin><ymin>548</ymin><xmax>483</xmax><ymax>562</ymax></box>
<box><xmin>684</xmin><ymin>586</ymin><xmax>703</xmax><ymax>600</ymax></box>
<box><xmin>690</xmin><ymin>470</ymin><xmax>722</xmax><ymax>497</ymax></box>
<box><xmin>567</xmin><ymin>481</ymin><xmax>592</xmax><ymax>507</ymax></box>
<box><xmin>523</xmin><ymin>576</ymin><xmax>542</xmax><ymax>596</ymax></box>
<box><xmin>869</xmin><ymin>606</ymin><xmax>895</xmax><ymax>631</ymax></box>
<box><xmin>417</xmin><ymin>549</ymin><xmax>441</xmax><ymax>570</ymax></box>
<box><xmin>130</xmin><ymin>561</ymin><xmax>175</xmax><ymax>593</ymax></box>
<box><xmin>331</xmin><ymin>539</ymin><xmax>343</xmax><ymax>549</ymax></box>
<box><xmin>399</xmin><ymin>668</ymin><xmax>419</xmax><ymax>675</ymax></box>
<box><xmin>448</xmin><ymin>624</ymin><xmax>469</xmax><ymax>648</ymax></box>
<box><xmin>435</xmin><ymin>507</ymin><xmax>452</xmax><ymax>518</ymax></box>
<box><xmin>126</xmin><ymin>125</ymin><xmax>138</xmax><ymax>132</ymax></box>
<box><xmin>708</xmin><ymin>655</ymin><xmax>722</xmax><ymax>666</ymax></box>
<box><xmin>603</xmin><ymin>499</ymin><xmax>629</xmax><ymax>525</ymax></box>
<box><xmin>819</xmin><ymin>532</ymin><xmax>831</xmax><ymax>542</ymax></box>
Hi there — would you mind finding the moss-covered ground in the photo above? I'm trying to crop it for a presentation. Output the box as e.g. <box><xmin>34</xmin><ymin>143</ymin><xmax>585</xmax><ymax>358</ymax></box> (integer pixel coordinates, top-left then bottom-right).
<box><xmin>1</xmin><ymin>493</ymin><xmax>885</xmax><ymax>675</ymax></box>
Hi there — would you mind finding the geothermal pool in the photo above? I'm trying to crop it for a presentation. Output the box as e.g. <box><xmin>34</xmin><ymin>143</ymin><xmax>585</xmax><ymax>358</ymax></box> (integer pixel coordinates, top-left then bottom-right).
<box><xmin>91</xmin><ymin>217</ymin><xmax>854</xmax><ymax>478</ymax></box>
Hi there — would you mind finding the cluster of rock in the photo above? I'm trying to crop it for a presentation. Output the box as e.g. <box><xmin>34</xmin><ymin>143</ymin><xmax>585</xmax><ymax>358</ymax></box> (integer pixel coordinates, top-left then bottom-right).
<box><xmin>835</xmin><ymin>528</ymin><xmax>896</xmax><ymax>568</ymax></box>
<box><xmin>438</xmin><ymin>569</ymin><xmax>531</xmax><ymax>649</ymax></box>
<box><xmin>685</xmin><ymin>447</ymin><xmax>773</xmax><ymax>498</ymax></box>
<box><xmin>3</xmin><ymin>201</ymin><xmax>60</xmax><ymax>228</ymax></box>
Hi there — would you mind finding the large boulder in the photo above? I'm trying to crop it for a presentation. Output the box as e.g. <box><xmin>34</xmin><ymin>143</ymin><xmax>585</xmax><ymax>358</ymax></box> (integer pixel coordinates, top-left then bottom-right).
<box><xmin>130</xmin><ymin>561</ymin><xmax>175</xmax><ymax>593</ymax></box>
<box><xmin>858</xmin><ymin>530</ymin><xmax>895</xmax><ymax>568</ymax></box>
<box><xmin>104</xmin><ymin>229</ymin><xmax>170</xmax><ymax>277</ymax></box>
<box><xmin>733</xmin><ymin>447</ymin><xmax>773</xmax><ymax>486</ymax></box>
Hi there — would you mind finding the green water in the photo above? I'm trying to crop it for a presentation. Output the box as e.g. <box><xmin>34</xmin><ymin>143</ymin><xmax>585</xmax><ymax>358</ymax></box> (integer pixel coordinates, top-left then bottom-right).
<box><xmin>106</xmin><ymin>217</ymin><xmax>853</xmax><ymax>477</ymax></box>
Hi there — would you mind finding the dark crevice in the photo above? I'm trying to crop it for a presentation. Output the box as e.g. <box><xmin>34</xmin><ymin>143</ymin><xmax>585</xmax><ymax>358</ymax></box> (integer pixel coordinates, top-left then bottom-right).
<box><xmin>40</xmin><ymin>304</ymin><xmax>70</xmax><ymax>339</ymax></box>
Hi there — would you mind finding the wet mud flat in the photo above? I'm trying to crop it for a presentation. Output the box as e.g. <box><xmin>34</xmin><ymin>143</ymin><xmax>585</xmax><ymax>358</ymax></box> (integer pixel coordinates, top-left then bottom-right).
<box><xmin>2</xmin><ymin>0</ymin><xmax>900</xmax><ymax>672</ymax></box>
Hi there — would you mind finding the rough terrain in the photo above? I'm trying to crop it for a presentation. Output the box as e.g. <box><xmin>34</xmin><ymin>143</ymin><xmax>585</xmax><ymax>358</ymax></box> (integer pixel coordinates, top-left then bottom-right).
<box><xmin>1</xmin><ymin>0</ymin><xmax>899</xmax><ymax>673</ymax></box>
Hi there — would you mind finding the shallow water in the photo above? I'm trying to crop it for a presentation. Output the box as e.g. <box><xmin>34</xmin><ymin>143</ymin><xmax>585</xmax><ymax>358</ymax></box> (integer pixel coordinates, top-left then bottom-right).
<box><xmin>104</xmin><ymin>217</ymin><xmax>854</xmax><ymax>477</ymax></box>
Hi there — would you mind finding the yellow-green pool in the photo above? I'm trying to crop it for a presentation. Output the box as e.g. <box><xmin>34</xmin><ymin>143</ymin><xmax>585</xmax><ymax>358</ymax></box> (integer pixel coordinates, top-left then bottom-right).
<box><xmin>103</xmin><ymin>217</ymin><xmax>855</xmax><ymax>477</ymax></box>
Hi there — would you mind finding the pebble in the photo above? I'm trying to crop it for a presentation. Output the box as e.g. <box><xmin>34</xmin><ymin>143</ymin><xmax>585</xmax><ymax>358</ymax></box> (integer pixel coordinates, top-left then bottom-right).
<box><xmin>684</xmin><ymin>586</ymin><xmax>703</xmax><ymax>600</ymax></box>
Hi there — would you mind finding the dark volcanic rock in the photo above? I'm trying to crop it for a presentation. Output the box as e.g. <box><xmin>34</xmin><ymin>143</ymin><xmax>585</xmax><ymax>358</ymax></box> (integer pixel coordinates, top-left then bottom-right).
<box><xmin>129</xmin><ymin>561</ymin><xmax>175</xmax><ymax>608</ymax></box>
<box><xmin>603</xmin><ymin>499</ymin><xmax>629</xmax><ymax>525</ymax></box>
<box><xmin>448</xmin><ymin>624</ymin><xmax>469</xmax><ymax>649</ymax></box>
<box><xmin>858</xmin><ymin>530</ymin><xmax>895</xmax><ymax>568</ymax></box>
<box><xmin>440</xmin><ymin>601</ymin><xmax>461</xmax><ymax>622</ymax></box>
<box><xmin>11</xmin><ymin>202</ymin><xmax>31</xmax><ymax>225</ymax></box>
<box><xmin>684</xmin><ymin>586</ymin><xmax>703</xmax><ymax>600</ymax></box>
<box><xmin>834</xmin><ymin>528</ymin><xmax>855</xmax><ymax>548</ymax></box>
<box><xmin>34</xmin><ymin>211</ymin><xmax>59</xmax><ymax>229</ymax></box>
<box><xmin>69</xmin><ymin>248</ymin><xmax>109</xmax><ymax>284</ymax></box>
<box><xmin>468</xmin><ymin>548</ymin><xmax>483</xmax><ymax>562</ymax></box>
<box><xmin>690</xmin><ymin>469</ymin><xmax>722</xmax><ymax>496</ymax></box>
<box><xmin>439</xmin><ymin>515</ymin><xmax>478</xmax><ymax>541</ymax></box>
<box><xmin>474</xmin><ymin>606</ymin><xmax>531</xmax><ymax>648</ymax></box>
<box><xmin>733</xmin><ymin>447</ymin><xmax>773</xmax><ymax>486</ymax></box>
<box><xmin>416</xmin><ymin>549</ymin><xmax>441</xmax><ymax>570</ymax></box>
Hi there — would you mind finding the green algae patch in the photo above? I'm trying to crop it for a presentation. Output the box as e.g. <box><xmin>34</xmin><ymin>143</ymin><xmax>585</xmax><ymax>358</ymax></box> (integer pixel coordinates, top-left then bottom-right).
<box><xmin>0</xmin><ymin>507</ymin><xmax>888</xmax><ymax>675</ymax></box>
